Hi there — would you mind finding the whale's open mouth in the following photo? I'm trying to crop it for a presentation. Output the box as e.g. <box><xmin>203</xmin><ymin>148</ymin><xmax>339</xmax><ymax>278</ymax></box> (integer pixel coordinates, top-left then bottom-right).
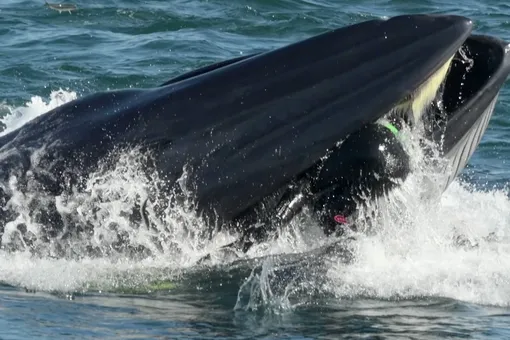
<box><xmin>218</xmin><ymin>25</ymin><xmax>510</xmax><ymax>256</ymax></box>
<box><xmin>416</xmin><ymin>34</ymin><xmax>510</xmax><ymax>187</ymax></box>
<box><xmin>0</xmin><ymin>14</ymin><xmax>510</xmax><ymax>262</ymax></box>
<box><xmin>381</xmin><ymin>33</ymin><xmax>510</xmax><ymax>148</ymax></box>
<box><xmin>373</xmin><ymin>31</ymin><xmax>510</xmax><ymax>187</ymax></box>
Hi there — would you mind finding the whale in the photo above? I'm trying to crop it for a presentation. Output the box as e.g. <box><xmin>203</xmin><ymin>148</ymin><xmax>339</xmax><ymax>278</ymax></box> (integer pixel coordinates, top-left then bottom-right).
<box><xmin>0</xmin><ymin>14</ymin><xmax>509</xmax><ymax>259</ymax></box>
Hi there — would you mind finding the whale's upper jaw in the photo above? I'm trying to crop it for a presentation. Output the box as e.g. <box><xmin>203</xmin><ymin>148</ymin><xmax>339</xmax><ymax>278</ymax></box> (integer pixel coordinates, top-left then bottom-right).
<box><xmin>0</xmin><ymin>14</ymin><xmax>477</xmax><ymax>224</ymax></box>
<box><xmin>372</xmin><ymin>15</ymin><xmax>473</xmax><ymax>127</ymax></box>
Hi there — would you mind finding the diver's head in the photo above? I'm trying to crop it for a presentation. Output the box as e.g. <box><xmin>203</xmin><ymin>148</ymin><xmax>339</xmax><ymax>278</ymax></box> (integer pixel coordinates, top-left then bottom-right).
<box><xmin>310</xmin><ymin>123</ymin><xmax>411</xmax><ymax>235</ymax></box>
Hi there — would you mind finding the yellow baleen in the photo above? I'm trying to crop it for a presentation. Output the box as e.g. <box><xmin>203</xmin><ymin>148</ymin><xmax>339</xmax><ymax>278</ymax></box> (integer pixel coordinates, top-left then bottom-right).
<box><xmin>388</xmin><ymin>56</ymin><xmax>454</xmax><ymax>125</ymax></box>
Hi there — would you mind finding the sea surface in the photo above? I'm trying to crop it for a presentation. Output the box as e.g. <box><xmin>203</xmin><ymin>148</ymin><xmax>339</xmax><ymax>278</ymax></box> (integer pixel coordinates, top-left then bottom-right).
<box><xmin>1</xmin><ymin>0</ymin><xmax>510</xmax><ymax>339</ymax></box>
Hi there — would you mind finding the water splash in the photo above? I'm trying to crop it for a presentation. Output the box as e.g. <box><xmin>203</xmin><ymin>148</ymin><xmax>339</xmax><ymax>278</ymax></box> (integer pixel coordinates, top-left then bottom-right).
<box><xmin>326</xmin><ymin>181</ymin><xmax>510</xmax><ymax>306</ymax></box>
<box><xmin>0</xmin><ymin>89</ymin><xmax>509</xmax><ymax>311</ymax></box>
<box><xmin>234</xmin><ymin>125</ymin><xmax>510</xmax><ymax>310</ymax></box>
<box><xmin>0</xmin><ymin>89</ymin><xmax>77</xmax><ymax>137</ymax></box>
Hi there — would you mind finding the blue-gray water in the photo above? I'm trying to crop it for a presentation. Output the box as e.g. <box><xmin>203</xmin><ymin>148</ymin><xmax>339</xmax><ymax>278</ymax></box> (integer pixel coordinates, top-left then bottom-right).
<box><xmin>1</xmin><ymin>0</ymin><xmax>510</xmax><ymax>339</ymax></box>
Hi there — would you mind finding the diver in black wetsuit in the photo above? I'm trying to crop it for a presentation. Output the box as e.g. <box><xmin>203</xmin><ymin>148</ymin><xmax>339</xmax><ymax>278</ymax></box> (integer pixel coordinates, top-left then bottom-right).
<box><xmin>225</xmin><ymin>118</ymin><xmax>411</xmax><ymax>253</ymax></box>
<box><xmin>308</xmin><ymin>119</ymin><xmax>410</xmax><ymax>235</ymax></box>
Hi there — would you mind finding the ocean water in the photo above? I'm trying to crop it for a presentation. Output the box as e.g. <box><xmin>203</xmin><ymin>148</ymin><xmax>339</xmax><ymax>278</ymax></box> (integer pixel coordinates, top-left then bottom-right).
<box><xmin>1</xmin><ymin>0</ymin><xmax>510</xmax><ymax>339</ymax></box>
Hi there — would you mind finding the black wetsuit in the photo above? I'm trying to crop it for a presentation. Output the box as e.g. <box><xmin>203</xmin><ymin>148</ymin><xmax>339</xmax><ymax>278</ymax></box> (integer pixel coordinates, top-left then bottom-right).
<box><xmin>309</xmin><ymin>121</ymin><xmax>410</xmax><ymax>234</ymax></box>
<box><xmin>226</xmin><ymin>120</ymin><xmax>411</xmax><ymax>253</ymax></box>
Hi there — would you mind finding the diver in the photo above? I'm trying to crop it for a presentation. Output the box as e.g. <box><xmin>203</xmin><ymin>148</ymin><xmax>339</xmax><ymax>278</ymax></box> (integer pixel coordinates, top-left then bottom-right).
<box><xmin>222</xmin><ymin>116</ymin><xmax>411</xmax><ymax>254</ymax></box>
<box><xmin>308</xmin><ymin>118</ymin><xmax>410</xmax><ymax>234</ymax></box>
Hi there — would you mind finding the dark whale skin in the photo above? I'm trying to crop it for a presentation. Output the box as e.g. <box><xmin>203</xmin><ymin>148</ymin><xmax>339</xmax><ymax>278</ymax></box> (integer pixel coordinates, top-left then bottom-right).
<box><xmin>0</xmin><ymin>14</ymin><xmax>472</xmax><ymax>226</ymax></box>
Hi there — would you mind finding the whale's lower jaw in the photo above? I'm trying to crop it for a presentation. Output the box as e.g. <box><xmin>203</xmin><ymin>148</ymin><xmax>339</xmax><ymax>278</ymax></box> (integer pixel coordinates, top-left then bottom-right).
<box><xmin>441</xmin><ymin>95</ymin><xmax>496</xmax><ymax>190</ymax></box>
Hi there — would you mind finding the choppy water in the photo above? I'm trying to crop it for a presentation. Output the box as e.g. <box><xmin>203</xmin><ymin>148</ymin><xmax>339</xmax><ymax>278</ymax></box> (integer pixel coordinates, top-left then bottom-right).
<box><xmin>1</xmin><ymin>0</ymin><xmax>510</xmax><ymax>339</ymax></box>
